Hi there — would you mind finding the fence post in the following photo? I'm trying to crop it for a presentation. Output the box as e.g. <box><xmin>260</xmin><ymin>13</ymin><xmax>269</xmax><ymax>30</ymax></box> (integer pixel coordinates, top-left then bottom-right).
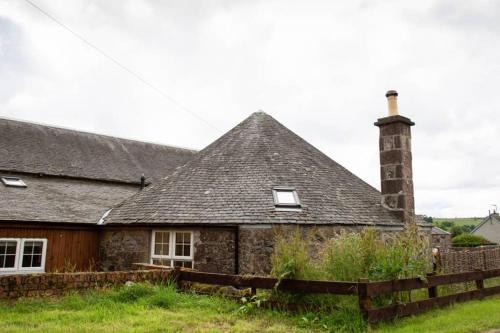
<box><xmin>358</xmin><ymin>278</ymin><xmax>370</xmax><ymax>320</ymax></box>
<box><xmin>475</xmin><ymin>269</ymin><xmax>484</xmax><ymax>299</ymax></box>
<box><xmin>426</xmin><ymin>272</ymin><xmax>438</xmax><ymax>298</ymax></box>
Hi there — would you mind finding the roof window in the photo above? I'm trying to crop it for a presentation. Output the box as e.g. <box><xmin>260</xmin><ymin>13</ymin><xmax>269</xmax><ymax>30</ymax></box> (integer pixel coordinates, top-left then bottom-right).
<box><xmin>1</xmin><ymin>177</ymin><xmax>27</xmax><ymax>188</ymax></box>
<box><xmin>273</xmin><ymin>187</ymin><xmax>300</xmax><ymax>208</ymax></box>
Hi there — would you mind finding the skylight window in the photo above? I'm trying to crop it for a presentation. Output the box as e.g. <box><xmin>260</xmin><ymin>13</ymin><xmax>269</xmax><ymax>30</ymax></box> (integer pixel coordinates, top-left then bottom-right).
<box><xmin>273</xmin><ymin>187</ymin><xmax>300</xmax><ymax>208</ymax></box>
<box><xmin>1</xmin><ymin>177</ymin><xmax>27</xmax><ymax>188</ymax></box>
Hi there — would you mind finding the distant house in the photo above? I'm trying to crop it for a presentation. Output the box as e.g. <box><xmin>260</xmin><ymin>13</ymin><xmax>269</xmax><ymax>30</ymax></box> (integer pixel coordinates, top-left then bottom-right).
<box><xmin>1</xmin><ymin>91</ymin><xmax>431</xmax><ymax>276</ymax></box>
<box><xmin>0</xmin><ymin>118</ymin><xmax>195</xmax><ymax>275</ymax></box>
<box><xmin>431</xmin><ymin>226</ymin><xmax>452</xmax><ymax>249</ymax></box>
<box><xmin>472</xmin><ymin>213</ymin><xmax>500</xmax><ymax>245</ymax></box>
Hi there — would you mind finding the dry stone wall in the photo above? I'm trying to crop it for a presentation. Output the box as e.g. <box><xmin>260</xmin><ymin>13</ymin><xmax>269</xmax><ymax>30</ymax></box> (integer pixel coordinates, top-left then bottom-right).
<box><xmin>0</xmin><ymin>270</ymin><xmax>171</xmax><ymax>300</ymax></box>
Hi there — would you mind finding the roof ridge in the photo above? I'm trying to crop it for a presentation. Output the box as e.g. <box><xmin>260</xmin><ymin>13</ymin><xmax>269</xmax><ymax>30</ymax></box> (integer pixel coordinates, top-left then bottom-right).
<box><xmin>0</xmin><ymin>116</ymin><xmax>198</xmax><ymax>153</ymax></box>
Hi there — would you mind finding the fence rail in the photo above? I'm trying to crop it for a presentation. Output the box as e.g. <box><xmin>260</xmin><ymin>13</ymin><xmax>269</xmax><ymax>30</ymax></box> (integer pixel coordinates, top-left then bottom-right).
<box><xmin>135</xmin><ymin>263</ymin><xmax>500</xmax><ymax>323</ymax></box>
<box><xmin>132</xmin><ymin>263</ymin><xmax>359</xmax><ymax>295</ymax></box>
<box><xmin>359</xmin><ymin>268</ymin><xmax>500</xmax><ymax>323</ymax></box>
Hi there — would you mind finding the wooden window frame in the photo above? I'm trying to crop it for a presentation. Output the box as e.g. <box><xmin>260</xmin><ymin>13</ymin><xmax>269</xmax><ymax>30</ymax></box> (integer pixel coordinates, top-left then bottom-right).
<box><xmin>150</xmin><ymin>230</ymin><xmax>194</xmax><ymax>268</ymax></box>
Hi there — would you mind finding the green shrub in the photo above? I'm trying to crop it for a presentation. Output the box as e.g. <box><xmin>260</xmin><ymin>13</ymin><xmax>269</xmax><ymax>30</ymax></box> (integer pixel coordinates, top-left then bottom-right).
<box><xmin>452</xmin><ymin>233</ymin><xmax>491</xmax><ymax>247</ymax></box>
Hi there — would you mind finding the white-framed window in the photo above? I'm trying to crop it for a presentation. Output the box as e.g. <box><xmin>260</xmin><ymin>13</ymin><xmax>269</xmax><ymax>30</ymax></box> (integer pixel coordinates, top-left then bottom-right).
<box><xmin>1</xmin><ymin>176</ymin><xmax>27</xmax><ymax>188</ymax></box>
<box><xmin>0</xmin><ymin>238</ymin><xmax>47</xmax><ymax>275</ymax></box>
<box><xmin>272</xmin><ymin>187</ymin><xmax>301</xmax><ymax>208</ymax></box>
<box><xmin>150</xmin><ymin>231</ymin><xmax>194</xmax><ymax>269</ymax></box>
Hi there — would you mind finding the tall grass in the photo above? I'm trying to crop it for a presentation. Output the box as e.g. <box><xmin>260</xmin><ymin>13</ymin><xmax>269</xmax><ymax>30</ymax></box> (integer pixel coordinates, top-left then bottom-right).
<box><xmin>271</xmin><ymin>224</ymin><xmax>431</xmax><ymax>283</ymax></box>
<box><xmin>269</xmin><ymin>224</ymin><xmax>432</xmax><ymax>311</ymax></box>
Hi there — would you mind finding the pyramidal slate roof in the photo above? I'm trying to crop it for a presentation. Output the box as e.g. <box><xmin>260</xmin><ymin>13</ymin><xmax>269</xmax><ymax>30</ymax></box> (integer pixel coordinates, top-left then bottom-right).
<box><xmin>105</xmin><ymin>112</ymin><xmax>403</xmax><ymax>226</ymax></box>
<box><xmin>0</xmin><ymin>117</ymin><xmax>196</xmax><ymax>184</ymax></box>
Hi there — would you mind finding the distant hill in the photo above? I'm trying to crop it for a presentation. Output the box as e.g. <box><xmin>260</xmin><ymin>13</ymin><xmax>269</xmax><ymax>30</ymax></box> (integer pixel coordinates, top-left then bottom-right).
<box><xmin>433</xmin><ymin>217</ymin><xmax>483</xmax><ymax>227</ymax></box>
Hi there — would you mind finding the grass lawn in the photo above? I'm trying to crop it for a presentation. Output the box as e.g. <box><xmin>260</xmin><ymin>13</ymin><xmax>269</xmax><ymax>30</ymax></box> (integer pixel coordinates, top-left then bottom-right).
<box><xmin>0</xmin><ymin>283</ymin><xmax>364</xmax><ymax>333</ymax></box>
<box><xmin>0</xmin><ymin>283</ymin><xmax>499</xmax><ymax>333</ymax></box>
<box><xmin>374</xmin><ymin>295</ymin><xmax>500</xmax><ymax>333</ymax></box>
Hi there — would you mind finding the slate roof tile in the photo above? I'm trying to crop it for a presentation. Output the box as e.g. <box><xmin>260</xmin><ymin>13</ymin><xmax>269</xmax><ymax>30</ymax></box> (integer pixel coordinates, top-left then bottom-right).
<box><xmin>0</xmin><ymin>117</ymin><xmax>196</xmax><ymax>183</ymax></box>
<box><xmin>106</xmin><ymin>112</ymin><xmax>403</xmax><ymax>226</ymax></box>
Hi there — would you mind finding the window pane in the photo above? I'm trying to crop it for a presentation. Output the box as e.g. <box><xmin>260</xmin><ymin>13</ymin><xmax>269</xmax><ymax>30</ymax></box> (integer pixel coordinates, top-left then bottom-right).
<box><xmin>32</xmin><ymin>255</ymin><xmax>42</xmax><ymax>267</ymax></box>
<box><xmin>33</xmin><ymin>243</ymin><xmax>43</xmax><ymax>255</ymax></box>
<box><xmin>23</xmin><ymin>242</ymin><xmax>34</xmax><ymax>255</ymax></box>
<box><xmin>154</xmin><ymin>232</ymin><xmax>169</xmax><ymax>256</ymax></box>
<box><xmin>152</xmin><ymin>258</ymin><xmax>171</xmax><ymax>267</ymax></box>
<box><xmin>0</xmin><ymin>243</ymin><xmax>5</xmax><ymax>254</ymax></box>
<box><xmin>22</xmin><ymin>254</ymin><xmax>32</xmax><ymax>267</ymax></box>
<box><xmin>183</xmin><ymin>245</ymin><xmax>190</xmax><ymax>257</ymax></box>
<box><xmin>175</xmin><ymin>244</ymin><xmax>183</xmax><ymax>256</ymax></box>
<box><xmin>4</xmin><ymin>255</ymin><xmax>15</xmax><ymax>268</ymax></box>
<box><xmin>154</xmin><ymin>244</ymin><xmax>162</xmax><ymax>255</ymax></box>
<box><xmin>0</xmin><ymin>256</ymin><xmax>4</xmax><ymax>268</ymax></box>
<box><xmin>6</xmin><ymin>243</ymin><xmax>17</xmax><ymax>255</ymax></box>
<box><xmin>276</xmin><ymin>190</ymin><xmax>297</xmax><ymax>204</ymax></box>
<box><xmin>173</xmin><ymin>260</ymin><xmax>192</xmax><ymax>269</ymax></box>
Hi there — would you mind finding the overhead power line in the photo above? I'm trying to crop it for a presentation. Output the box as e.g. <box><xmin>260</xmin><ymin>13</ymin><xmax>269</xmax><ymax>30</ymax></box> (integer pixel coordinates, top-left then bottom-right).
<box><xmin>24</xmin><ymin>0</ymin><xmax>220</xmax><ymax>132</ymax></box>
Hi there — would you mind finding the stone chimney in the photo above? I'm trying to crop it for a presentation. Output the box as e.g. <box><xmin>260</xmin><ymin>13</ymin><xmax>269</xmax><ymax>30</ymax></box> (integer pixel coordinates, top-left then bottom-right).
<box><xmin>374</xmin><ymin>90</ymin><xmax>415</xmax><ymax>224</ymax></box>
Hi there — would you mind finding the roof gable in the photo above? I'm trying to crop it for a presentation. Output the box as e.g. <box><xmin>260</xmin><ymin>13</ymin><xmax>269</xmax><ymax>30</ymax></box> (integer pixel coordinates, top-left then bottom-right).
<box><xmin>472</xmin><ymin>213</ymin><xmax>500</xmax><ymax>233</ymax></box>
<box><xmin>105</xmin><ymin>112</ymin><xmax>402</xmax><ymax>226</ymax></box>
<box><xmin>0</xmin><ymin>118</ymin><xmax>197</xmax><ymax>183</ymax></box>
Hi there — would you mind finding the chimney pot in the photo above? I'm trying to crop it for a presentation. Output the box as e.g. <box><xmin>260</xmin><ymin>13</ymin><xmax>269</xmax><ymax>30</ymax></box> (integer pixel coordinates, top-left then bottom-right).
<box><xmin>386</xmin><ymin>90</ymin><xmax>399</xmax><ymax>116</ymax></box>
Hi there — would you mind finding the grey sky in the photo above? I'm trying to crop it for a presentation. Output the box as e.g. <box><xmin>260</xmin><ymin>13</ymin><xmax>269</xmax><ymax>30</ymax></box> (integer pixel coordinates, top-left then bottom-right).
<box><xmin>0</xmin><ymin>0</ymin><xmax>498</xmax><ymax>217</ymax></box>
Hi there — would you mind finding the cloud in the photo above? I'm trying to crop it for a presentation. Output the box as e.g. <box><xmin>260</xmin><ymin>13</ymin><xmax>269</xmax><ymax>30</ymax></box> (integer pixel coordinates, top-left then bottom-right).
<box><xmin>0</xmin><ymin>0</ymin><xmax>498</xmax><ymax>217</ymax></box>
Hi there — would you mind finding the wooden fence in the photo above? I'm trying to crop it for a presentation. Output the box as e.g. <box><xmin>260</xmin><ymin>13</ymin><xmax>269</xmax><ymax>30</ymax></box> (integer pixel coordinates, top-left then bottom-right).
<box><xmin>359</xmin><ymin>268</ymin><xmax>500</xmax><ymax>323</ymax></box>
<box><xmin>133</xmin><ymin>264</ymin><xmax>500</xmax><ymax>323</ymax></box>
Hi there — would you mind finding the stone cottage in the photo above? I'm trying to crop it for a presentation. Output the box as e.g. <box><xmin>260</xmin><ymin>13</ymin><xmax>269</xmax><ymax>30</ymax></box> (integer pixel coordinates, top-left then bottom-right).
<box><xmin>101</xmin><ymin>91</ymin><xmax>431</xmax><ymax>274</ymax></box>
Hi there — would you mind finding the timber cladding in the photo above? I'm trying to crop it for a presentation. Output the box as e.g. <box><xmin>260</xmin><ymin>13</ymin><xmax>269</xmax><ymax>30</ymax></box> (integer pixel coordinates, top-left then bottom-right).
<box><xmin>0</xmin><ymin>223</ymin><xmax>99</xmax><ymax>272</ymax></box>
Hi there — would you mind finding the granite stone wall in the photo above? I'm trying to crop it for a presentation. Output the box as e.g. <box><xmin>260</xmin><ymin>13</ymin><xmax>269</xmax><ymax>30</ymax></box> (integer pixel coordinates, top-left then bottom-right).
<box><xmin>193</xmin><ymin>227</ymin><xmax>235</xmax><ymax>274</ymax></box>
<box><xmin>99</xmin><ymin>227</ymin><xmax>236</xmax><ymax>274</ymax></box>
<box><xmin>100</xmin><ymin>224</ymin><xmax>429</xmax><ymax>276</ymax></box>
<box><xmin>237</xmin><ymin>224</ymin><xmax>407</xmax><ymax>275</ymax></box>
<box><xmin>99</xmin><ymin>228</ymin><xmax>151</xmax><ymax>271</ymax></box>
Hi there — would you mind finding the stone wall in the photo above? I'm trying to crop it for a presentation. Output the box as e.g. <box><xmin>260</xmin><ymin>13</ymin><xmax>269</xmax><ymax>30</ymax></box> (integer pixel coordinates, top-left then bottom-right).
<box><xmin>0</xmin><ymin>270</ymin><xmax>171</xmax><ymax>300</ymax></box>
<box><xmin>440</xmin><ymin>247</ymin><xmax>500</xmax><ymax>273</ymax></box>
<box><xmin>100</xmin><ymin>227</ymin><xmax>236</xmax><ymax>274</ymax></box>
<box><xmin>237</xmin><ymin>224</ymin><xmax>407</xmax><ymax>275</ymax></box>
<box><xmin>193</xmin><ymin>227</ymin><xmax>235</xmax><ymax>274</ymax></box>
<box><xmin>100</xmin><ymin>228</ymin><xmax>151</xmax><ymax>271</ymax></box>
<box><xmin>238</xmin><ymin>225</ymin><xmax>275</xmax><ymax>275</ymax></box>
<box><xmin>100</xmin><ymin>224</ymin><xmax>429</xmax><ymax>276</ymax></box>
<box><xmin>431</xmin><ymin>233</ymin><xmax>452</xmax><ymax>249</ymax></box>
